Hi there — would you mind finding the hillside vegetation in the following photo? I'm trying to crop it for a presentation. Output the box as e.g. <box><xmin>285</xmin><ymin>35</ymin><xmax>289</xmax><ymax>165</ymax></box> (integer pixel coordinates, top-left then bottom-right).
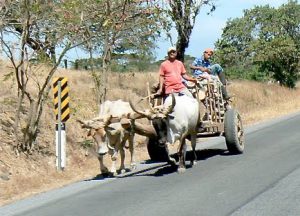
<box><xmin>0</xmin><ymin>61</ymin><xmax>300</xmax><ymax>206</ymax></box>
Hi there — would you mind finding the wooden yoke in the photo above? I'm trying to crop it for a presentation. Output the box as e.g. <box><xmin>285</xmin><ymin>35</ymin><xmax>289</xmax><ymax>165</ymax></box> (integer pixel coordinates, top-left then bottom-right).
<box><xmin>117</xmin><ymin>83</ymin><xmax>163</xmax><ymax>139</ymax></box>
<box><xmin>120</xmin><ymin>117</ymin><xmax>157</xmax><ymax>138</ymax></box>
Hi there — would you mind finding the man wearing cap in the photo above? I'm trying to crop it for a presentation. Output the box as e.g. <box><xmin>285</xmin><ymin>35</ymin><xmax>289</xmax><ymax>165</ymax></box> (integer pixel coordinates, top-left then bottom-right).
<box><xmin>190</xmin><ymin>48</ymin><xmax>231</xmax><ymax>100</ymax></box>
<box><xmin>156</xmin><ymin>47</ymin><xmax>197</xmax><ymax>98</ymax></box>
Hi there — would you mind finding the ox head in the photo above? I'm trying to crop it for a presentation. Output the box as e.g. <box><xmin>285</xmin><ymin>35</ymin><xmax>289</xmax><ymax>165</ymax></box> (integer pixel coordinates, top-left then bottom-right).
<box><xmin>77</xmin><ymin>115</ymin><xmax>115</xmax><ymax>155</ymax></box>
<box><xmin>129</xmin><ymin>93</ymin><xmax>176</xmax><ymax>146</ymax></box>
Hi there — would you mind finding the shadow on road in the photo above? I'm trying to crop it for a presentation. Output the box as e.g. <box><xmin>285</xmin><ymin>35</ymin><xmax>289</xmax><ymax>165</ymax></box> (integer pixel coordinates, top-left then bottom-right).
<box><xmin>127</xmin><ymin>148</ymin><xmax>229</xmax><ymax>178</ymax></box>
<box><xmin>147</xmin><ymin>148</ymin><xmax>228</xmax><ymax>177</ymax></box>
<box><xmin>86</xmin><ymin>148</ymin><xmax>232</xmax><ymax>180</ymax></box>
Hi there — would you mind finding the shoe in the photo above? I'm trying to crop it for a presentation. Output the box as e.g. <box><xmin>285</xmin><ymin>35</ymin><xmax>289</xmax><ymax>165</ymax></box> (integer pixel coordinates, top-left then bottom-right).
<box><xmin>223</xmin><ymin>94</ymin><xmax>231</xmax><ymax>100</ymax></box>
<box><xmin>221</xmin><ymin>86</ymin><xmax>231</xmax><ymax>100</ymax></box>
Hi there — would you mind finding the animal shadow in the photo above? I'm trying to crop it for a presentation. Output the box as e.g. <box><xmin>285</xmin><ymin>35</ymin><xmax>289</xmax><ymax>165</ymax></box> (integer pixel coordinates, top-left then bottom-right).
<box><xmin>87</xmin><ymin>149</ymin><xmax>229</xmax><ymax>180</ymax></box>
<box><xmin>145</xmin><ymin>148</ymin><xmax>227</xmax><ymax>177</ymax></box>
<box><xmin>87</xmin><ymin>173</ymin><xmax>114</xmax><ymax>181</ymax></box>
<box><xmin>190</xmin><ymin>148</ymin><xmax>228</xmax><ymax>161</ymax></box>
<box><xmin>87</xmin><ymin>168</ymin><xmax>132</xmax><ymax>181</ymax></box>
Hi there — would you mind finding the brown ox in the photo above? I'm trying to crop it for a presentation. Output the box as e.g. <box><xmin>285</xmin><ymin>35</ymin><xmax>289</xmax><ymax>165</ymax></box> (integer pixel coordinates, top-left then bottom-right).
<box><xmin>78</xmin><ymin>100</ymin><xmax>137</xmax><ymax>176</ymax></box>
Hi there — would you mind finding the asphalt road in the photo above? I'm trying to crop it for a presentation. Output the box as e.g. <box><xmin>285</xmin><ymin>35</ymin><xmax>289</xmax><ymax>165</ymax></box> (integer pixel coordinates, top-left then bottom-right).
<box><xmin>1</xmin><ymin>112</ymin><xmax>300</xmax><ymax>216</ymax></box>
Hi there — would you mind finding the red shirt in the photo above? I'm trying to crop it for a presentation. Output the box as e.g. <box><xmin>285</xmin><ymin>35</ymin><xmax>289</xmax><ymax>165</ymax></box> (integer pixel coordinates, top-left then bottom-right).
<box><xmin>159</xmin><ymin>59</ymin><xmax>186</xmax><ymax>94</ymax></box>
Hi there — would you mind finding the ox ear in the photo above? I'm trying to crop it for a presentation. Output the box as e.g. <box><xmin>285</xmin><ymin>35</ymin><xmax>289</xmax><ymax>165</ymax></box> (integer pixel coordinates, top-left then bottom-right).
<box><xmin>167</xmin><ymin>114</ymin><xmax>175</xmax><ymax>119</ymax></box>
<box><xmin>87</xmin><ymin>128</ymin><xmax>96</xmax><ymax>137</ymax></box>
<box><xmin>120</xmin><ymin>118</ymin><xmax>131</xmax><ymax>129</ymax></box>
<box><xmin>77</xmin><ymin>119</ymin><xmax>89</xmax><ymax>129</ymax></box>
<box><xmin>106</xmin><ymin>126</ymin><xmax>120</xmax><ymax>136</ymax></box>
<box><xmin>76</xmin><ymin>118</ymin><xmax>105</xmax><ymax>129</ymax></box>
<box><xmin>88</xmin><ymin>121</ymin><xmax>105</xmax><ymax>129</ymax></box>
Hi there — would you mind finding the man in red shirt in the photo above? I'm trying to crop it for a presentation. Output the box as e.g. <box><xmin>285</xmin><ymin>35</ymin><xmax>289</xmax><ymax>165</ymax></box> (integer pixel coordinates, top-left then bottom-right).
<box><xmin>156</xmin><ymin>47</ymin><xmax>197</xmax><ymax>97</ymax></box>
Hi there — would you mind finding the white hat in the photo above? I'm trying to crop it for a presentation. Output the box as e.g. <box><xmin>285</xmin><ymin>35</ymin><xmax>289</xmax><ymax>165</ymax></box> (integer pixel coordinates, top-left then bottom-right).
<box><xmin>167</xmin><ymin>47</ymin><xmax>177</xmax><ymax>53</ymax></box>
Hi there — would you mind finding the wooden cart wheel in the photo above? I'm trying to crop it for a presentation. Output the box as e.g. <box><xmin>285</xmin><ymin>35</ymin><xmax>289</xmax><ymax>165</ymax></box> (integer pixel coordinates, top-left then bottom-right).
<box><xmin>224</xmin><ymin>108</ymin><xmax>245</xmax><ymax>154</ymax></box>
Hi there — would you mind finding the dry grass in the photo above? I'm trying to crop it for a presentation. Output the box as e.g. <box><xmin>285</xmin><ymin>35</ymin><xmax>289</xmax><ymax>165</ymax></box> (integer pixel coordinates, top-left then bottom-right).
<box><xmin>229</xmin><ymin>80</ymin><xmax>300</xmax><ymax>124</ymax></box>
<box><xmin>0</xmin><ymin>59</ymin><xmax>300</xmax><ymax>206</ymax></box>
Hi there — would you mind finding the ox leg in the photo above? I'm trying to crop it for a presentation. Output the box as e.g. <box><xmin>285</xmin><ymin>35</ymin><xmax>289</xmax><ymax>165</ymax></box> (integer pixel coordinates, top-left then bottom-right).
<box><xmin>190</xmin><ymin>134</ymin><xmax>197</xmax><ymax>166</ymax></box>
<box><xmin>109</xmin><ymin>150</ymin><xmax>118</xmax><ymax>176</ymax></box>
<box><xmin>128</xmin><ymin>134</ymin><xmax>137</xmax><ymax>170</ymax></box>
<box><xmin>177</xmin><ymin>138</ymin><xmax>187</xmax><ymax>174</ymax></box>
<box><xmin>119</xmin><ymin>144</ymin><xmax>126</xmax><ymax>174</ymax></box>
<box><xmin>111</xmin><ymin>141</ymin><xmax>126</xmax><ymax>174</ymax></box>
<box><xmin>98</xmin><ymin>155</ymin><xmax>109</xmax><ymax>175</ymax></box>
<box><xmin>165</xmin><ymin>143</ymin><xmax>176</xmax><ymax>166</ymax></box>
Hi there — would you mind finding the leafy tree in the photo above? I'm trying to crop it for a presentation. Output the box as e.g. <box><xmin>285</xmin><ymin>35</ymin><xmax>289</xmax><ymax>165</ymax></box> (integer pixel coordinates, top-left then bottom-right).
<box><xmin>0</xmin><ymin>0</ymin><xmax>165</xmax><ymax>152</ymax></box>
<box><xmin>215</xmin><ymin>0</ymin><xmax>300</xmax><ymax>87</ymax></box>
<box><xmin>72</xmin><ymin>53</ymin><xmax>156</xmax><ymax>72</ymax></box>
<box><xmin>163</xmin><ymin>0</ymin><xmax>216</xmax><ymax>62</ymax></box>
<box><xmin>0</xmin><ymin>0</ymin><xmax>93</xmax><ymax>153</ymax></box>
<box><xmin>79</xmin><ymin>0</ymin><xmax>164</xmax><ymax>104</ymax></box>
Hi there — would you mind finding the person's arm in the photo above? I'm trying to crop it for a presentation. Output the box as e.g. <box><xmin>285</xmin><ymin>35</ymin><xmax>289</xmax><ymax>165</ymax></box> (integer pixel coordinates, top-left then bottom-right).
<box><xmin>157</xmin><ymin>63</ymin><xmax>165</xmax><ymax>95</ymax></box>
<box><xmin>156</xmin><ymin>75</ymin><xmax>164</xmax><ymax>95</ymax></box>
<box><xmin>190</xmin><ymin>58</ymin><xmax>211</xmax><ymax>73</ymax></box>
<box><xmin>182</xmin><ymin>74</ymin><xmax>197</xmax><ymax>83</ymax></box>
<box><xmin>190</xmin><ymin>64</ymin><xmax>210</xmax><ymax>73</ymax></box>
<box><xmin>181</xmin><ymin>61</ymin><xmax>197</xmax><ymax>83</ymax></box>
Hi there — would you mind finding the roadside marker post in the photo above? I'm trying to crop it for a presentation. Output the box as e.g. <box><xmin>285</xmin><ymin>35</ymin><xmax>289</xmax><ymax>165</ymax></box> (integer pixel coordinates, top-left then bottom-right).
<box><xmin>52</xmin><ymin>77</ymin><xmax>70</xmax><ymax>171</ymax></box>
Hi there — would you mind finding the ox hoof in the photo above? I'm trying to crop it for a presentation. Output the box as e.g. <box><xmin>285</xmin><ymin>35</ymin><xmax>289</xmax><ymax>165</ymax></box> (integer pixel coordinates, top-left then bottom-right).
<box><xmin>177</xmin><ymin>167</ymin><xmax>186</xmax><ymax>174</ymax></box>
<box><xmin>110</xmin><ymin>171</ymin><xmax>118</xmax><ymax>177</ymax></box>
<box><xmin>168</xmin><ymin>158</ymin><xmax>177</xmax><ymax>167</ymax></box>
<box><xmin>190</xmin><ymin>160</ymin><xmax>197</xmax><ymax>166</ymax></box>
<box><xmin>100</xmin><ymin>168</ymin><xmax>109</xmax><ymax>175</ymax></box>
<box><xmin>119</xmin><ymin>169</ymin><xmax>126</xmax><ymax>174</ymax></box>
<box><xmin>130</xmin><ymin>163</ymin><xmax>137</xmax><ymax>170</ymax></box>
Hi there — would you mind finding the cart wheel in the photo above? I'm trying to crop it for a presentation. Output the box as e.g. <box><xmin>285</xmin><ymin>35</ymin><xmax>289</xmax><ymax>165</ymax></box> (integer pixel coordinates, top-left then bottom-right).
<box><xmin>224</xmin><ymin>108</ymin><xmax>245</xmax><ymax>154</ymax></box>
<box><xmin>147</xmin><ymin>137</ymin><xmax>169</xmax><ymax>162</ymax></box>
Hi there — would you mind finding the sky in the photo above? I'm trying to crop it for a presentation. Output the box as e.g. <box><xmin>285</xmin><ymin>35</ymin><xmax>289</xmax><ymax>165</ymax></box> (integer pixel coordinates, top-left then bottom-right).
<box><xmin>1</xmin><ymin>0</ymin><xmax>289</xmax><ymax>62</ymax></box>
<box><xmin>154</xmin><ymin>0</ymin><xmax>290</xmax><ymax>60</ymax></box>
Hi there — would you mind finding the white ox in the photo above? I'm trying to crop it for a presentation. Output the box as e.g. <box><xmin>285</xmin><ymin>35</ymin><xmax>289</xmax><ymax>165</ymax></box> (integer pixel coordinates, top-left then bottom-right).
<box><xmin>78</xmin><ymin>100</ymin><xmax>136</xmax><ymax>176</ymax></box>
<box><xmin>131</xmin><ymin>93</ymin><xmax>200</xmax><ymax>173</ymax></box>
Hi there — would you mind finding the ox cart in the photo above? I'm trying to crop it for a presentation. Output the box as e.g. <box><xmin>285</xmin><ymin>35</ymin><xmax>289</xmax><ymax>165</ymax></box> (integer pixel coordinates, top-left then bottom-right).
<box><xmin>78</xmin><ymin>77</ymin><xmax>245</xmax><ymax>173</ymax></box>
<box><xmin>137</xmin><ymin>77</ymin><xmax>245</xmax><ymax>162</ymax></box>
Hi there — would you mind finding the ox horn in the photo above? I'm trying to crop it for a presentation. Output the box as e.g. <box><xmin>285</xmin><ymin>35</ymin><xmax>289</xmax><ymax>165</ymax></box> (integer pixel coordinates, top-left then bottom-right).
<box><xmin>103</xmin><ymin>115</ymin><xmax>112</xmax><ymax>126</ymax></box>
<box><xmin>76</xmin><ymin>115</ymin><xmax>110</xmax><ymax>129</ymax></box>
<box><xmin>163</xmin><ymin>93</ymin><xmax>176</xmax><ymax>115</ymax></box>
<box><xmin>129</xmin><ymin>99</ymin><xmax>152</xmax><ymax>119</ymax></box>
<box><xmin>76</xmin><ymin>119</ymin><xmax>91</xmax><ymax>129</ymax></box>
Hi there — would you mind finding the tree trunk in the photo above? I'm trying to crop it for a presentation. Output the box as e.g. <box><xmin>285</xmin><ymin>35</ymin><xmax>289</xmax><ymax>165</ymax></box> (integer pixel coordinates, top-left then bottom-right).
<box><xmin>176</xmin><ymin>33</ymin><xmax>190</xmax><ymax>62</ymax></box>
<box><xmin>99</xmin><ymin>35</ymin><xmax>112</xmax><ymax>104</ymax></box>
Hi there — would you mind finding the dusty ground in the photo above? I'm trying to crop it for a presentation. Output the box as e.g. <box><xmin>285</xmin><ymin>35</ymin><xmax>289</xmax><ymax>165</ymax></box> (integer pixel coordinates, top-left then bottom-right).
<box><xmin>1</xmin><ymin>61</ymin><xmax>300</xmax><ymax>206</ymax></box>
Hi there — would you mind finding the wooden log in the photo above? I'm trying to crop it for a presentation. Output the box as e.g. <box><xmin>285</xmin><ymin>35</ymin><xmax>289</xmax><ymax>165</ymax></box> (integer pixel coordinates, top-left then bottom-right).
<box><xmin>120</xmin><ymin>118</ymin><xmax>157</xmax><ymax>138</ymax></box>
<box><xmin>134</xmin><ymin>122</ymin><xmax>157</xmax><ymax>138</ymax></box>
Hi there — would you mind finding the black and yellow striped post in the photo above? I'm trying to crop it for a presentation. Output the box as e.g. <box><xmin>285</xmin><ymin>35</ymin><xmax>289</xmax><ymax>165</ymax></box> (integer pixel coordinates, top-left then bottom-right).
<box><xmin>52</xmin><ymin>77</ymin><xmax>70</xmax><ymax>171</ymax></box>
<box><xmin>53</xmin><ymin>77</ymin><xmax>70</xmax><ymax>122</ymax></box>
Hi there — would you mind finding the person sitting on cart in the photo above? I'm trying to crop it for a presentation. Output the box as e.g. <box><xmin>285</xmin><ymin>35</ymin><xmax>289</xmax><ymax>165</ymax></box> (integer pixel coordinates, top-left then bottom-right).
<box><xmin>156</xmin><ymin>47</ymin><xmax>197</xmax><ymax>98</ymax></box>
<box><xmin>190</xmin><ymin>48</ymin><xmax>231</xmax><ymax>100</ymax></box>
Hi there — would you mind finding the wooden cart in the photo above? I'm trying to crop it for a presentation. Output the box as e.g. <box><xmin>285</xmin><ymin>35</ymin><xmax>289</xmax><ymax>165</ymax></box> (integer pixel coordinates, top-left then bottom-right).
<box><xmin>142</xmin><ymin>78</ymin><xmax>245</xmax><ymax>161</ymax></box>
